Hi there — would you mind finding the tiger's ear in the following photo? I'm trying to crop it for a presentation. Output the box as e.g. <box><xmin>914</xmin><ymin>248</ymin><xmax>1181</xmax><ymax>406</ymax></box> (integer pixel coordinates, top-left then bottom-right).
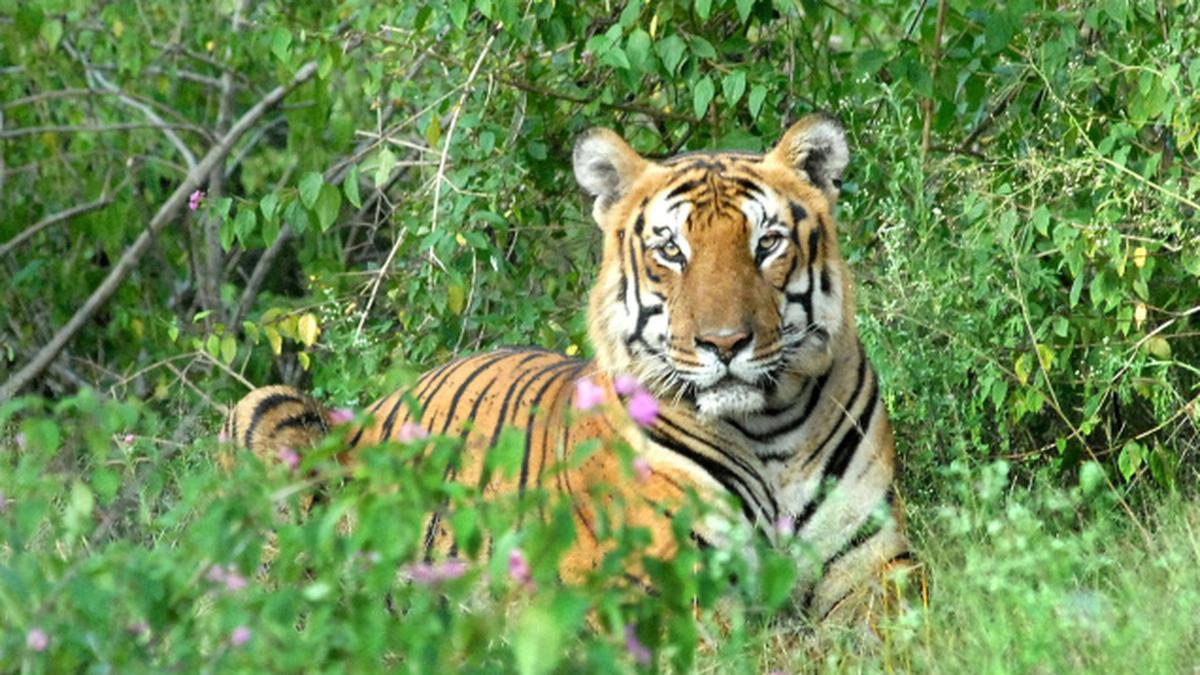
<box><xmin>573</xmin><ymin>128</ymin><xmax>649</xmax><ymax>222</ymax></box>
<box><xmin>768</xmin><ymin>113</ymin><xmax>849</xmax><ymax>201</ymax></box>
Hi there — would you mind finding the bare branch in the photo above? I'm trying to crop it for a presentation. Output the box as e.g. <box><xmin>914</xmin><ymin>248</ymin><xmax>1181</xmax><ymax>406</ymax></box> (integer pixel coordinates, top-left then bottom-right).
<box><xmin>0</xmin><ymin>61</ymin><xmax>320</xmax><ymax>404</ymax></box>
<box><xmin>354</xmin><ymin>33</ymin><xmax>496</xmax><ymax>338</ymax></box>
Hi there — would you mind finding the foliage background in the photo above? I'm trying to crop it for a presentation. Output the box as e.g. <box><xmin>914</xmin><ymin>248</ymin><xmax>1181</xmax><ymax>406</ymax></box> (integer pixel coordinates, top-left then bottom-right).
<box><xmin>1</xmin><ymin>0</ymin><xmax>1198</xmax><ymax>671</ymax></box>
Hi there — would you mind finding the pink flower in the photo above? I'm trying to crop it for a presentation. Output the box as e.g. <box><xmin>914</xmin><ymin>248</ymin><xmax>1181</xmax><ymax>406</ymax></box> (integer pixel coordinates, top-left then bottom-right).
<box><xmin>223</xmin><ymin>570</ymin><xmax>248</xmax><ymax>592</ymax></box>
<box><xmin>26</xmin><ymin>627</ymin><xmax>48</xmax><ymax>652</ymax></box>
<box><xmin>624</xmin><ymin>624</ymin><xmax>651</xmax><ymax>665</ymax></box>
<box><xmin>574</xmin><ymin>377</ymin><xmax>605</xmax><ymax>411</ymax></box>
<box><xmin>206</xmin><ymin>565</ymin><xmax>227</xmax><ymax>584</ymax></box>
<box><xmin>328</xmin><ymin>408</ymin><xmax>355</xmax><ymax>425</ymax></box>
<box><xmin>122</xmin><ymin>433</ymin><xmax>135</xmax><ymax>445</ymax></box>
<box><xmin>614</xmin><ymin>373</ymin><xmax>641</xmax><ymax>396</ymax></box>
<box><xmin>14</xmin><ymin>432</ymin><xmax>26</xmax><ymax>450</ymax></box>
<box><xmin>277</xmin><ymin>447</ymin><xmax>300</xmax><ymax>471</ymax></box>
<box><xmin>0</xmin><ymin>491</ymin><xmax>8</xmax><ymax>513</ymax></box>
<box><xmin>776</xmin><ymin>515</ymin><xmax>796</xmax><ymax>539</ymax></box>
<box><xmin>188</xmin><ymin>189</ymin><xmax>205</xmax><ymax>211</ymax></box>
<box><xmin>406</xmin><ymin>559</ymin><xmax>467</xmax><ymax>585</ymax></box>
<box><xmin>217</xmin><ymin>428</ymin><xmax>229</xmax><ymax>443</ymax></box>
<box><xmin>632</xmin><ymin>456</ymin><xmax>652</xmax><ymax>483</ymax></box>
<box><xmin>626</xmin><ymin>390</ymin><xmax>658</xmax><ymax>427</ymax></box>
<box><xmin>129</xmin><ymin>621</ymin><xmax>149</xmax><ymax>637</ymax></box>
<box><xmin>508</xmin><ymin>548</ymin><xmax>532</xmax><ymax>587</ymax></box>
<box><xmin>230</xmin><ymin>625</ymin><xmax>251</xmax><ymax>647</ymax></box>
<box><xmin>396</xmin><ymin>422</ymin><xmax>429</xmax><ymax>443</ymax></box>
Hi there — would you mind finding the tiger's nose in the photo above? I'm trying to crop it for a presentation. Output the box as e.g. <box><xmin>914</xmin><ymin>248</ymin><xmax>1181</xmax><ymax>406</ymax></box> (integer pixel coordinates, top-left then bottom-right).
<box><xmin>695</xmin><ymin>329</ymin><xmax>753</xmax><ymax>363</ymax></box>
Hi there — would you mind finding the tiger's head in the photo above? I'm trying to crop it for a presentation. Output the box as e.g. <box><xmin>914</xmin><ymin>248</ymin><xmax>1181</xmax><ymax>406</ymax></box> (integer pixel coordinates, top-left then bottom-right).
<box><xmin>575</xmin><ymin>114</ymin><xmax>855</xmax><ymax>419</ymax></box>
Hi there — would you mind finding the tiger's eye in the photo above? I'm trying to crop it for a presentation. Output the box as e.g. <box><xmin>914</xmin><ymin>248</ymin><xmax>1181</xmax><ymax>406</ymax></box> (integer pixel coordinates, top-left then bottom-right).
<box><xmin>757</xmin><ymin>233</ymin><xmax>783</xmax><ymax>254</ymax></box>
<box><xmin>660</xmin><ymin>241</ymin><xmax>682</xmax><ymax>258</ymax></box>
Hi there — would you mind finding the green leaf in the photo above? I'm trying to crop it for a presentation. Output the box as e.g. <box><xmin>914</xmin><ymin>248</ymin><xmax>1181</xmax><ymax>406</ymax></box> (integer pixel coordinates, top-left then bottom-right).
<box><xmin>270</xmin><ymin>27</ymin><xmax>292</xmax><ymax>63</ymax></box>
<box><xmin>735</xmin><ymin>0</ymin><xmax>755</xmax><ymax>22</ymax></box>
<box><xmin>39</xmin><ymin>18</ymin><xmax>63</xmax><ymax>51</ymax></box>
<box><xmin>655</xmin><ymin>35</ymin><xmax>687</xmax><ymax>75</ymax></box>
<box><xmin>234</xmin><ymin>207</ymin><xmax>257</xmax><ymax>244</ymax></box>
<box><xmin>748</xmin><ymin>84</ymin><xmax>767</xmax><ymax>119</ymax></box>
<box><xmin>220</xmin><ymin>334</ymin><xmax>237</xmax><ymax>365</ymax></box>
<box><xmin>722</xmin><ymin>70</ymin><xmax>747</xmax><ymax>107</ymax></box>
<box><xmin>693</xmin><ymin>75</ymin><xmax>715</xmax><ymax>118</ymax></box>
<box><xmin>626</xmin><ymin>29</ymin><xmax>652</xmax><ymax>73</ymax></box>
<box><xmin>695</xmin><ymin>0</ymin><xmax>712</xmax><ymax>20</ymax></box>
<box><xmin>314</xmin><ymin>184</ymin><xmax>342</xmax><ymax>232</ymax></box>
<box><xmin>298</xmin><ymin>172</ymin><xmax>323</xmax><ymax>209</ymax></box>
<box><xmin>449</xmin><ymin>0</ymin><xmax>468</xmax><ymax>28</ymax></box>
<box><xmin>260</xmin><ymin>192</ymin><xmax>280</xmax><ymax>221</ymax></box>
<box><xmin>374</xmin><ymin>148</ymin><xmax>397</xmax><ymax>188</ymax></box>
<box><xmin>344</xmin><ymin>164</ymin><xmax>362</xmax><ymax>209</ymax></box>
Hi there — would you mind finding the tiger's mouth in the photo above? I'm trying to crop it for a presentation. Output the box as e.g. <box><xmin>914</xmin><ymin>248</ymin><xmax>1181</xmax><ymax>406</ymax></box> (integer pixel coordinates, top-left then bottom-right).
<box><xmin>693</xmin><ymin>378</ymin><xmax>768</xmax><ymax>419</ymax></box>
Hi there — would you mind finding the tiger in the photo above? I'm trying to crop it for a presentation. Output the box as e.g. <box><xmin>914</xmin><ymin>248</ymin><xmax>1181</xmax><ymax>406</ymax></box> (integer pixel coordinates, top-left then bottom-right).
<box><xmin>224</xmin><ymin>113</ymin><xmax>913</xmax><ymax>624</ymax></box>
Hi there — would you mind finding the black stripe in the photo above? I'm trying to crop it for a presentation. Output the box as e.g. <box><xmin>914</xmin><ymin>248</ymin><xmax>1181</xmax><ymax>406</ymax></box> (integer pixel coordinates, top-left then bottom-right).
<box><xmin>654</xmin><ymin>415</ymin><xmax>777</xmax><ymax>518</ymax></box>
<box><xmin>644</xmin><ymin>428</ymin><xmax>763</xmax><ymax>525</ymax></box>
<box><xmin>436</xmin><ymin>352</ymin><xmax>519</xmax><ymax>435</ymax></box>
<box><xmin>243</xmin><ymin>392</ymin><xmax>304</xmax><ymax>447</ymax></box>
<box><xmin>484</xmin><ymin>353</ymin><xmax>564</xmax><ymax>448</ymax></box>
<box><xmin>667</xmin><ymin>180</ymin><xmax>702</xmax><ymax>200</ymax></box>
<box><xmin>518</xmin><ymin>361</ymin><xmax>587</xmax><ymax>495</ymax></box>
<box><xmin>347</xmin><ymin>395</ymin><xmax>391</xmax><ymax>449</ymax></box>
<box><xmin>274</xmin><ymin>411</ymin><xmax>326</xmax><ymax>432</ymax></box>
<box><xmin>801</xmin><ymin>349</ymin><xmax>870</xmax><ymax>471</ymax></box>
<box><xmin>823</xmin><ymin>502</ymin><xmax>888</xmax><ymax>569</ymax></box>
<box><xmin>789</xmin><ymin>201</ymin><xmax>808</xmax><ymax>224</ymax></box>
<box><xmin>730</xmin><ymin>371</ymin><xmax>830</xmax><ymax>447</ymax></box>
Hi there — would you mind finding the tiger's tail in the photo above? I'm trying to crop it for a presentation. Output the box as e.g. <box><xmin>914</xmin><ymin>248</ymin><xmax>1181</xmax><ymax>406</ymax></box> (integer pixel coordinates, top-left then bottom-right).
<box><xmin>221</xmin><ymin>385</ymin><xmax>331</xmax><ymax>463</ymax></box>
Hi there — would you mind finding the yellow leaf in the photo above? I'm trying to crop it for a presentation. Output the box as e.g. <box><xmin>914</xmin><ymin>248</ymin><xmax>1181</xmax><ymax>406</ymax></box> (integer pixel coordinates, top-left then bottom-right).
<box><xmin>1145</xmin><ymin>336</ymin><xmax>1171</xmax><ymax>359</ymax></box>
<box><xmin>112</xmin><ymin>19</ymin><xmax>124</xmax><ymax>38</ymax></box>
<box><xmin>1134</xmin><ymin>302</ymin><xmax>1147</xmax><ymax>329</ymax></box>
<box><xmin>1014</xmin><ymin>353</ymin><xmax>1031</xmax><ymax>386</ymax></box>
<box><xmin>1035</xmin><ymin>343</ymin><xmax>1054</xmax><ymax>371</ymax></box>
<box><xmin>130</xmin><ymin>318</ymin><xmax>144</xmax><ymax>340</ymax></box>
<box><xmin>426</xmin><ymin>115</ymin><xmax>442</xmax><ymax>148</ymax></box>
<box><xmin>565</xmin><ymin>344</ymin><xmax>579</xmax><ymax>356</ymax></box>
<box><xmin>447</xmin><ymin>284</ymin><xmax>465</xmax><ymax>315</ymax></box>
<box><xmin>298</xmin><ymin>352</ymin><xmax>311</xmax><ymax>371</ymax></box>
<box><xmin>455</xmin><ymin>232</ymin><xmax>467</xmax><ymax>247</ymax></box>
<box><xmin>1133</xmin><ymin>246</ymin><xmax>1147</xmax><ymax>268</ymax></box>
<box><xmin>266</xmin><ymin>326</ymin><xmax>283</xmax><ymax>355</ymax></box>
<box><xmin>298</xmin><ymin>313</ymin><xmax>320</xmax><ymax>347</ymax></box>
<box><xmin>649</xmin><ymin>14</ymin><xmax>659</xmax><ymax>38</ymax></box>
<box><xmin>220</xmin><ymin>335</ymin><xmax>237</xmax><ymax>365</ymax></box>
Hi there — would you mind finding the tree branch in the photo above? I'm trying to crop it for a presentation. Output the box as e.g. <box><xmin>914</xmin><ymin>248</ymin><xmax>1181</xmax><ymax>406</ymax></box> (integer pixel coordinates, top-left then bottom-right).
<box><xmin>0</xmin><ymin>186</ymin><xmax>121</xmax><ymax>259</ymax></box>
<box><xmin>0</xmin><ymin>61</ymin><xmax>319</xmax><ymax>403</ymax></box>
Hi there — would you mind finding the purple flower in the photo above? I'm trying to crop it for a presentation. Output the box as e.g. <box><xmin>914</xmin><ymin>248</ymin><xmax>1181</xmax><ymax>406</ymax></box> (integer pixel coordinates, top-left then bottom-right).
<box><xmin>128</xmin><ymin>621</ymin><xmax>150</xmax><ymax>637</ymax></box>
<box><xmin>626</xmin><ymin>390</ymin><xmax>658</xmax><ymax>427</ymax></box>
<box><xmin>613</xmin><ymin>373</ymin><xmax>641</xmax><ymax>396</ymax></box>
<box><xmin>396</xmin><ymin>422</ymin><xmax>429</xmax><ymax>443</ymax></box>
<box><xmin>574</xmin><ymin>377</ymin><xmax>605</xmax><ymax>411</ymax></box>
<box><xmin>26</xmin><ymin>627</ymin><xmax>48</xmax><ymax>652</ymax></box>
<box><xmin>508</xmin><ymin>548</ymin><xmax>532</xmax><ymax>587</ymax></box>
<box><xmin>624</xmin><ymin>624</ymin><xmax>651</xmax><ymax>665</ymax></box>
<box><xmin>188</xmin><ymin>189</ymin><xmax>205</xmax><ymax>211</ymax></box>
<box><xmin>277</xmin><ymin>447</ymin><xmax>300</xmax><ymax>471</ymax></box>
<box><xmin>328</xmin><ymin>408</ymin><xmax>355</xmax><ymax>425</ymax></box>
<box><xmin>632</xmin><ymin>456</ymin><xmax>652</xmax><ymax>483</ymax></box>
<box><xmin>406</xmin><ymin>559</ymin><xmax>467</xmax><ymax>585</ymax></box>
<box><xmin>206</xmin><ymin>565</ymin><xmax>228</xmax><ymax>584</ymax></box>
<box><xmin>230</xmin><ymin>625</ymin><xmax>251</xmax><ymax>647</ymax></box>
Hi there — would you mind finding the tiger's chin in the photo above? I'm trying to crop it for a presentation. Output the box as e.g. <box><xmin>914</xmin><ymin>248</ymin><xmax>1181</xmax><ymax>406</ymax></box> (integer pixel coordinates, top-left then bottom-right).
<box><xmin>694</xmin><ymin>382</ymin><xmax>767</xmax><ymax>420</ymax></box>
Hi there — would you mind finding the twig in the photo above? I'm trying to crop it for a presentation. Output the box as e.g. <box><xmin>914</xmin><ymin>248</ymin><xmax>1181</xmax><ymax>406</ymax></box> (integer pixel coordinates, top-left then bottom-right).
<box><xmin>0</xmin><ymin>61</ymin><xmax>320</xmax><ymax>404</ymax></box>
<box><xmin>0</xmin><ymin>186</ymin><xmax>121</xmax><ymax>258</ymax></box>
<box><xmin>0</xmin><ymin>122</ymin><xmax>209</xmax><ymax>139</ymax></box>
<box><xmin>354</xmin><ymin>34</ymin><xmax>496</xmax><ymax>338</ymax></box>
<box><xmin>232</xmin><ymin>225</ymin><xmax>293</xmax><ymax>327</ymax></box>
<box><xmin>921</xmin><ymin>0</ymin><xmax>947</xmax><ymax>157</ymax></box>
